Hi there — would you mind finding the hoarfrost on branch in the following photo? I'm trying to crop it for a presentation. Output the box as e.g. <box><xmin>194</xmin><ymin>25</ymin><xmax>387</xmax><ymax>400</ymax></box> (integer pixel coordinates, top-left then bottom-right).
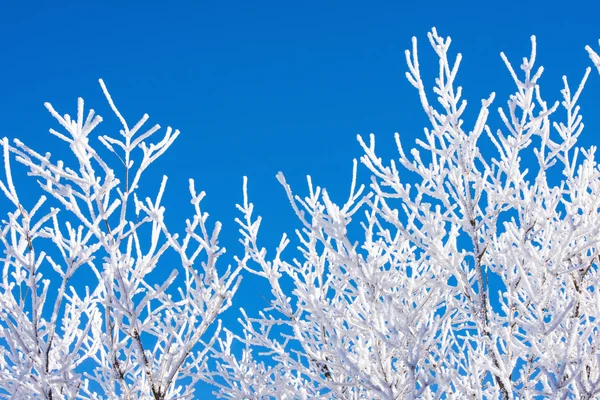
<box><xmin>1</xmin><ymin>29</ymin><xmax>600</xmax><ymax>399</ymax></box>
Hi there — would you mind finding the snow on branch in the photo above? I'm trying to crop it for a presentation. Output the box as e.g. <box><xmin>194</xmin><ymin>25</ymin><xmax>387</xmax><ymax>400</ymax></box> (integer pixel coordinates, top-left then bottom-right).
<box><xmin>1</xmin><ymin>29</ymin><xmax>600</xmax><ymax>399</ymax></box>
<box><xmin>0</xmin><ymin>81</ymin><xmax>241</xmax><ymax>399</ymax></box>
<box><xmin>206</xmin><ymin>30</ymin><xmax>600</xmax><ymax>399</ymax></box>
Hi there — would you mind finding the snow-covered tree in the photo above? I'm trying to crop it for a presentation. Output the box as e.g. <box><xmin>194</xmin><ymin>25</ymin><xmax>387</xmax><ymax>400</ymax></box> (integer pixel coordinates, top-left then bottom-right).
<box><xmin>1</xmin><ymin>29</ymin><xmax>600</xmax><ymax>399</ymax></box>
<box><xmin>0</xmin><ymin>81</ymin><xmax>244</xmax><ymax>399</ymax></box>
<box><xmin>208</xmin><ymin>30</ymin><xmax>600</xmax><ymax>398</ymax></box>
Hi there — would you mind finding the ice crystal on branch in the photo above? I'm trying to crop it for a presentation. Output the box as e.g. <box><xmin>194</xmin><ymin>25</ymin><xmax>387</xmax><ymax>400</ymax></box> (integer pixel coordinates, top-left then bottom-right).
<box><xmin>207</xmin><ymin>30</ymin><xmax>600</xmax><ymax>399</ymax></box>
<box><xmin>0</xmin><ymin>80</ymin><xmax>243</xmax><ymax>399</ymax></box>
<box><xmin>1</xmin><ymin>29</ymin><xmax>600</xmax><ymax>399</ymax></box>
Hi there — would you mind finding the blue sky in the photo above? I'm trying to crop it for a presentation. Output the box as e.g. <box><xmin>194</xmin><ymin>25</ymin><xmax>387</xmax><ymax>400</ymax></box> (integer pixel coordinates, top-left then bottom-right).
<box><xmin>1</xmin><ymin>1</ymin><xmax>599</xmax><ymax>397</ymax></box>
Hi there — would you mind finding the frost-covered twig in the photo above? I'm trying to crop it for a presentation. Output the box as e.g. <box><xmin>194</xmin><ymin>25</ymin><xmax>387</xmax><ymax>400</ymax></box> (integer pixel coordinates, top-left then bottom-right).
<box><xmin>207</xmin><ymin>30</ymin><xmax>600</xmax><ymax>399</ymax></box>
<box><xmin>0</xmin><ymin>81</ymin><xmax>241</xmax><ymax>399</ymax></box>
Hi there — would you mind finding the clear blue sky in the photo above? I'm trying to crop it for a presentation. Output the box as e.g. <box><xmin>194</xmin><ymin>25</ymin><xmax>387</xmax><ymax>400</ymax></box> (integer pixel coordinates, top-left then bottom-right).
<box><xmin>1</xmin><ymin>1</ymin><xmax>599</xmax><ymax>397</ymax></box>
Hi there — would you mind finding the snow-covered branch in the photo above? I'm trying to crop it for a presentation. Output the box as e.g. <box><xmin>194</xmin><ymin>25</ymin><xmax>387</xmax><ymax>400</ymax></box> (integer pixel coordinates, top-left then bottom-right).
<box><xmin>2</xmin><ymin>29</ymin><xmax>600</xmax><ymax>399</ymax></box>
<box><xmin>207</xmin><ymin>30</ymin><xmax>600</xmax><ymax>399</ymax></box>
<box><xmin>0</xmin><ymin>81</ymin><xmax>241</xmax><ymax>399</ymax></box>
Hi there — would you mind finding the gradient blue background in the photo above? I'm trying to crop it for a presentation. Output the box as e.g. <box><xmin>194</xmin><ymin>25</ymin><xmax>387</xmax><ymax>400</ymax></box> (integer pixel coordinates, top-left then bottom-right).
<box><xmin>1</xmin><ymin>1</ymin><xmax>599</xmax><ymax>397</ymax></box>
